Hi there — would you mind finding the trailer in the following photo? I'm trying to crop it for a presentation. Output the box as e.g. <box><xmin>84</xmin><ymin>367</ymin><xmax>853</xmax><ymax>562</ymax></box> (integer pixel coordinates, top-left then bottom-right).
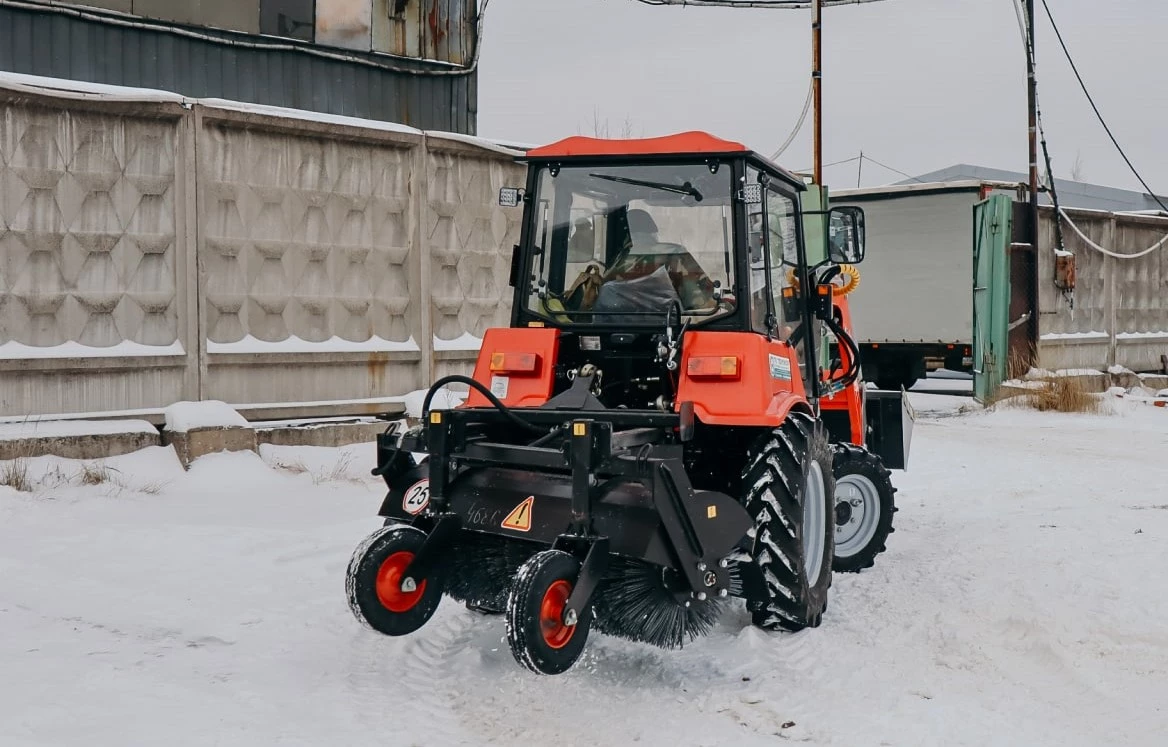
<box><xmin>830</xmin><ymin>180</ymin><xmax>1022</xmax><ymax>391</ymax></box>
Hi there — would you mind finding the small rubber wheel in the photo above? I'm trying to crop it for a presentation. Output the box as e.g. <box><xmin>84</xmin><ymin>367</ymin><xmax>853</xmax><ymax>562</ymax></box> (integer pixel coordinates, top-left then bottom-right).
<box><xmin>505</xmin><ymin>550</ymin><xmax>591</xmax><ymax>675</ymax></box>
<box><xmin>346</xmin><ymin>525</ymin><xmax>444</xmax><ymax>636</ymax></box>
<box><xmin>831</xmin><ymin>443</ymin><xmax>897</xmax><ymax>573</ymax></box>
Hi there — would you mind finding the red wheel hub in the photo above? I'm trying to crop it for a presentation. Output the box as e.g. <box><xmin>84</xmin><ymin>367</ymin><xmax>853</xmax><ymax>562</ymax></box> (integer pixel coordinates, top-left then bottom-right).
<box><xmin>375</xmin><ymin>551</ymin><xmax>426</xmax><ymax>613</ymax></box>
<box><xmin>539</xmin><ymin>579</ymin><xmax>575</xmax><ymax>650</ymax></box>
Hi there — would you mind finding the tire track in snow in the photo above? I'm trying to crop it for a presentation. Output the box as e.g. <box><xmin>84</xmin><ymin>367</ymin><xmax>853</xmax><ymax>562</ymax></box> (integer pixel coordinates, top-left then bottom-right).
<box><xmin>392</xmin><ymin>606</ymin><xmax>481</xmax><ymax>746</ymax></box>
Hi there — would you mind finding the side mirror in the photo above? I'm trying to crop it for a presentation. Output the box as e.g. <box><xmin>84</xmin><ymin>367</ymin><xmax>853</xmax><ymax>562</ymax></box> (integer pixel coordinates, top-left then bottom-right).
<box><xmin>498</xmin><ymin>187</ymin><xmax>523</xmax><ymax>207</ymax></box>
<box><xmin>827</xmin><ymin>206</ymin><xmax>865</xmax><ymax>264</ymax></box>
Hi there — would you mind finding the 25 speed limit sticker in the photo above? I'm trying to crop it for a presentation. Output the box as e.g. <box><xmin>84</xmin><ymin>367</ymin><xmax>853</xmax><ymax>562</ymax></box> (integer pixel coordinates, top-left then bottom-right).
<box><xmin>401</xmin><ymin>479</ymin><xmax>431</xmax><ymax>515</ymax></box>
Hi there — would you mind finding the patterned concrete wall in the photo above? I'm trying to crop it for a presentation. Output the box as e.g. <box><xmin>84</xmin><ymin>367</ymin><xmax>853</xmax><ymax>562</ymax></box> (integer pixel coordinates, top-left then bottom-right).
<box><xmin>425</xmin><ymin>138</ymin><xmax>526</xmax><ymax>379</ymax></box>
<box><xmin>1037</xmin><ymin>206</ymin><xmax>1168</xmax><ymax>373</ymax></box>
<box><xmin>196</xmin><ymin>107</ymin><xmax>427</xmax><ymax>406</ymax></box>
<box><xmin>0</xmin><ymin>89</ymin><xmax>198</xmax><ymax>416</ymax></box>
<box><xmin>0</xmin><ymin>81</ymin><xmax>524</xmax><ymax>418</ymax></box>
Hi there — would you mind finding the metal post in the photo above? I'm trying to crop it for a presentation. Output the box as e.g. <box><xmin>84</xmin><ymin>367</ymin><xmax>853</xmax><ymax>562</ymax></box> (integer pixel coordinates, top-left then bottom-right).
<box><xmin>1025</xmin><ymin>0</ymin><xmax>1040</xmax><ymax>350</ymax></box>
<box><xmin>812</xmin><ymin>0</ymin><xmax>823</xmax><ymax>185</ymax></box>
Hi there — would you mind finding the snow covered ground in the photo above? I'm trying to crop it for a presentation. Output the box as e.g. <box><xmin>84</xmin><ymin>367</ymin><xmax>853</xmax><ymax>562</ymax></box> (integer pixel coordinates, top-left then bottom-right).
<box><xmin>2</xmin><ymin>383</ymin><xmax>1167</xmax><ymax>746</ymax></box>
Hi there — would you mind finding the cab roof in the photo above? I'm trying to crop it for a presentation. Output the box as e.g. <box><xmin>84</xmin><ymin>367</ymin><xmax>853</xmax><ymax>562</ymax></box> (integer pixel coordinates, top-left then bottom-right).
<box><xmin>523</xmin><ymin>131</ymin><xmax>806</xmax><ymax>190</ymax></box>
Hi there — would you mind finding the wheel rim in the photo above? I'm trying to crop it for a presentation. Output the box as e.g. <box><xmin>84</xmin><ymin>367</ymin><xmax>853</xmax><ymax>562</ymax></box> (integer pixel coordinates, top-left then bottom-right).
<box><xmin>834</xmin><ymin>474</ymin><xmax>881</xmax><ymax>558</ymax></box>
<box><xmin>375</xmin><ymin>551</ymin><xmax>426</xmax><ymax>613</ymax></box>
<box><xmin>803</xmin><ymin>462</ymin><xmax>826</xmax><ymax>583</ymax></box>
<box><xmin>539</xmin><ymin>580</ymin><xmax>575</xmax><ymax>650</ymax></box>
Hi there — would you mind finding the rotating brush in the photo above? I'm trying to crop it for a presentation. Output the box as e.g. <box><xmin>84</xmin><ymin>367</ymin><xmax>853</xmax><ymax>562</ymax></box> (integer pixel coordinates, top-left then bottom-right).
<box><xmin>441</xmin><ymin>532</ymin><xmax>541</xmax><ymax>612</ymax></box>
<box><xmin>591</xmin><ymin>556</ymin><xmax>743</xmax><ymax>649</ymax></box>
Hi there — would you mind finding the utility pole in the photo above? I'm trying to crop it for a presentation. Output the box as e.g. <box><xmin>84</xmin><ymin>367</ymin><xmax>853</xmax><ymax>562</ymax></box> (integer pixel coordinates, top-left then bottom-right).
<box><xmin>1025</xmin><ymin>0</ymin><xmax>1040</xmax><ymax>353</ymax></box>
<box><xmin>1026</xmin><ymin>0</ymin><xmax>1039</xmax><ymax>251</ymax></box>
<box><xmin>812</xmin><ymin>0</ymin><xmax>823</xmax><ymax>184</ymax></box>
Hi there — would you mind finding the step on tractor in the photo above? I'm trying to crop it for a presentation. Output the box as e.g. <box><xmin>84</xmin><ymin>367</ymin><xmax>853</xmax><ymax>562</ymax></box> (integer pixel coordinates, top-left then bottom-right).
<box><xmin>346</xmin><ymin>132</ymin><xmax>913</xmax><ymax>675</ymax></box>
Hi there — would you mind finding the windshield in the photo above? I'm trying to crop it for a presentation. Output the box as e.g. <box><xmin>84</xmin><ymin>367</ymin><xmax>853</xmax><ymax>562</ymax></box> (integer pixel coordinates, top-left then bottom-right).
<box><xmin>524</xmin><ymin>162</ymin><xmax>736</xmax><ymax>325</ymax></box>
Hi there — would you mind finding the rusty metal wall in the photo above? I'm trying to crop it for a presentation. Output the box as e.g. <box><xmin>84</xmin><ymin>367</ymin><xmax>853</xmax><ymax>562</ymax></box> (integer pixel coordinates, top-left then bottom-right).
<box><xmin>0</xmin><ymin>79</ymin><xmax>521</xmax><ymax>419</ymax></box>
<box><xmin>1037</xmin><ymin>205</ymin><xmax>1168</xmax><ymax>373</ymax></box>
<box><xmin>0</xmin><ymin>3</ymin><xmax>478</xmax><ymax>134</ymax></box>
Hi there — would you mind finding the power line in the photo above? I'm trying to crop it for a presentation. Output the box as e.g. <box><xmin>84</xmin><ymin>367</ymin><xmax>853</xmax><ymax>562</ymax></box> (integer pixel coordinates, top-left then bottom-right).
<box><xmin>857</xmin><ymin>154</ymin><xmax>926</xmax><ymax>183</ymax></box>
<box><xmin>1039</xmin><ymin>0</ymin><xmax>1168</xmax><ymax>212</ymax></box>
<box><xmin>633</xmin><ymin>1</ymin><xmax>889</xmax><ymax>8</ymax></box>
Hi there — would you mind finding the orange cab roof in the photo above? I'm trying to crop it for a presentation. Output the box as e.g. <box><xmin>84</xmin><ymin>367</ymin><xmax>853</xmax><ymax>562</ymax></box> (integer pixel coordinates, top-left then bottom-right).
<box><xmin>526</xmin><ymin>131</ymin><xmax>749</xmax><ymax>158</ymax></box>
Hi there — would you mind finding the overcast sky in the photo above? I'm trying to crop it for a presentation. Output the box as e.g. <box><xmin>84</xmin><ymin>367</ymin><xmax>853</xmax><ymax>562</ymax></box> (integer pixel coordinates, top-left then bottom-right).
<box><xmin>477</xmin><ymin>0</ymin><xmax>1167</xmax><ymax>193</ymax></box>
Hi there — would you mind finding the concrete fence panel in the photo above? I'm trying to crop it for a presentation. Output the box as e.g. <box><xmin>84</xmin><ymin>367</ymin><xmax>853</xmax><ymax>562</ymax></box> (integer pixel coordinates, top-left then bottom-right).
<box><xmin>194</xmin><ymin>105</ymin><xmax>427</xmax><ymax>410</ymax></box>
<box><xmin>1037</xmin><ymin>205</ymin><xmax>1168</xmax><ymax>373</ymax></box>
<box><xmin>0</xmin><ymin>88</ymin><xmax>198</xmax><ymax>417</ymax></box>
<box><xmin>0</xmin><ymin>80</ymin><xmax>531</xmax><ymax>419</ymax></box>
<box><xmin>424</xmin><ymin>135</ymin><xmax>526</xmax><ymax>381</ymax></box>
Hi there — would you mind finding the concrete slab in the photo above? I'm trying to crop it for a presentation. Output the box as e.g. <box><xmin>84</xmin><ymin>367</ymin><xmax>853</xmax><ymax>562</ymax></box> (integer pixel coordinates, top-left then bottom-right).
<box><xmin>0</xmin><ymin>419</ymin><xmax>160</xmax><ymax>460</ymax></box>
<box><xmin>163</xmin><ymin>426</ymin><xmax>258</xmax><ymax>468</ymax></box>
<box><xmin>255</xmin><ymin>420</ymin><xmax>396</xmax><ymax>448</ymax></box>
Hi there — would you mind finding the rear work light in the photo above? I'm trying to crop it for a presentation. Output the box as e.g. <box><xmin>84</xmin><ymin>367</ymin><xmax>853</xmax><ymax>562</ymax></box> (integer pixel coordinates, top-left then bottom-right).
<box><xmin>489</xmin><ymin>352</ymin><xmax>539</xmax><ymax>374</ymax></box>
<box><xmin>687</xmin><ymin>355</ymin><xmax>741</xmax><ymax>379</ymax></box>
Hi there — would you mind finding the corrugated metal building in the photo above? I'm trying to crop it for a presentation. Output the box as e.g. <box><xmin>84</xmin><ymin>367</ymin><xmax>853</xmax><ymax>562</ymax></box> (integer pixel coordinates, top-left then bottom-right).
<box><xmin>0</xmin><ymin>0</ymin><xmax>479</xmax><ymax>133</ymax></box>
<box><xmin>905</xmin><ymin>164</ymin><xmax>1168</xmax><ymax>214</ymax></box>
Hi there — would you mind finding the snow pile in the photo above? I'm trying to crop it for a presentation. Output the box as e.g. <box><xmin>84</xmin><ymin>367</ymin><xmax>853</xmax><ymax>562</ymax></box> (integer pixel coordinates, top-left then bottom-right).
<box><xmin>162</xmin><ymin>401</ymin><xmax>248</xmax><ymax>432</ymax></box>
<box><xmin>0</xmin><ymin>445</ymin><xmax>185</xmax><ymax>496</ymax></box>
<box><xmin>0</xmin><ymin>419</ymin><xmax>156</xmax><ymax>442</ymax></box>
<box><xmin>401</xmin><ymin>388</ymin><xmax>466</xmax><ymax>419</ymax></box>
<box><xmin>259</xmin><ymin>442</ymin><xmax>379</xmax><ymax>485</ymax></box>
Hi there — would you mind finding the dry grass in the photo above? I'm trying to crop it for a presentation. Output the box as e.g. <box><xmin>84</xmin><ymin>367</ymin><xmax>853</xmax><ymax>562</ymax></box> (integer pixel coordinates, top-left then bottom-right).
<box><xmin>77</xmin><ymin>461</ymin><xmax>115</xmax><ymax>485</ymax></box>
<box><xmin>1024</xmin><ymin>377</ymin><xmax>1101</xmax><ymax>414</ymax></box>
<box><xmin>1</xmin><ymin>458</ymin><xmax>32</xmax><ymax>492</ymax></box>
<box><xmin>310</xmin><ymin>452</ymin><xmax>356</xmax><ymax>485</ymax></box>
<box><xmin>269</xmin><ymin>452</ymin><xmax>359</xmax><ymax>485</ymax></box>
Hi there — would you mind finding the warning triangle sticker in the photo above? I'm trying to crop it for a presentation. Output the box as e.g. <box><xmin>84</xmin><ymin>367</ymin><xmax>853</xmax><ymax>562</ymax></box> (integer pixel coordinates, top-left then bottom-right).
<box><xmin>501</xmin><ymin>496</ymin><xmax>534</xmax><ymax>532</ymax></box>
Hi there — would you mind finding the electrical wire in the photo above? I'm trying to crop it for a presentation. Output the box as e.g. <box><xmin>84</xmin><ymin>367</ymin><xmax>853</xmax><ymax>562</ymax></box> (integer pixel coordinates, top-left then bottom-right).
<box><xmin>771</xmin><ymin>77</ymin><xmax>814</xmax><ymax>160</ymax></box>
<box><xmin>634</xmin><ymin>0</ymin><xmax>890</xmax><ymax>8</ymax></box>
<box><xmin>1039</xmin><ymin>0</ymin><xmax>1168</xmax><ymax>213</ymax></box>
<box><xmin>1056</xmin><ymin>208</ymin><xmax>1168</xmax><ymax>260</ymax></box>
<box><xmin>857</xmin><ymin>154</ymin><xmax>926</xmax><ymax>184</ymax></box>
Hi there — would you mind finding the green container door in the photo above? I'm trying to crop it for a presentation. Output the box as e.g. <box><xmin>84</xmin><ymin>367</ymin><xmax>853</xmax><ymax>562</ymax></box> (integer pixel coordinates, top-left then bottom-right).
<box><xmin>972</xmin><ymin>194</ymin><xmax>1012</xmax><ymax>403</ymax></box>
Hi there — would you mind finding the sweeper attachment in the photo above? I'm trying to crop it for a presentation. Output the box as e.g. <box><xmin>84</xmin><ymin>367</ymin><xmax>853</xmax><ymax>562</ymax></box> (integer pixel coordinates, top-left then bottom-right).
<box><xmin>347</xmin><ymin>132</ymin><xmax>901</xmax><ymax>675</ymax></box>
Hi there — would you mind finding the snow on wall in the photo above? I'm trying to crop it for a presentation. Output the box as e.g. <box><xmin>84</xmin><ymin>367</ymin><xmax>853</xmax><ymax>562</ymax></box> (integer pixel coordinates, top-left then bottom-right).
<box><xmin>163</xmin><ymin>401</ymin><xmax>249</xmax><ymax>433</ymax></box>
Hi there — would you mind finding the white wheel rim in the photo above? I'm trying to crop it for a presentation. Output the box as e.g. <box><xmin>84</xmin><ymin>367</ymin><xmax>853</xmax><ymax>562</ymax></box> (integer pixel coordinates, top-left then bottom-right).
<box><xmin>834</xmin><ymin>474</ymin><xmax>881</xmax><ymax>558</ymax></box>
<box><xmin>803</xmin><ymin>461</ymin><xmax>826</xmax><ymax>583</ymax></box>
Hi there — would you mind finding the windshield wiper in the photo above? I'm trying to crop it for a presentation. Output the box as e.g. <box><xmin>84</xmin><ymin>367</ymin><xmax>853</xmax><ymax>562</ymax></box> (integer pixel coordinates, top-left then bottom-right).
<box><xmin>589</xmin><ymin>173</ymin><xmax>703</xmax><ymax>201</ymax></box>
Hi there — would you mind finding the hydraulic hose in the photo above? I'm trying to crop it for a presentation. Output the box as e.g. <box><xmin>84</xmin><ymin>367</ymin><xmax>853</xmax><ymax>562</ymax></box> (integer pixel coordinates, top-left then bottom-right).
<box><xmin>824</xmin><ymin>313</ymin><xmax>862</xmax><ymax>390</ymax></box>
<box><xmin>422</xmin><ymin>375</ymin><xmax>547</xmax><ymax>435</ymax></box>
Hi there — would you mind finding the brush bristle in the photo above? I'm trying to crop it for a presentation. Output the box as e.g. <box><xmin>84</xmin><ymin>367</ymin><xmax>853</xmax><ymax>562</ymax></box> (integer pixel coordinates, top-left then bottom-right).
<box><xmin>591</xmin><ymin>557</ymin><xmax>741</xmax><ymax>649</ymax></box>
<box><xmin>441</xmin><ymin>532</ymin><xmax>540</xmax><ymax>610</ymax></box>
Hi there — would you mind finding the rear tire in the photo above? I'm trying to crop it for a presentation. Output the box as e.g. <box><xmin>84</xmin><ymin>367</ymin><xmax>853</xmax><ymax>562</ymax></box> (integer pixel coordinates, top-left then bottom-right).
<box><xmin>346</xmin><ymin>525</ymin><xmax>444</xmax><ymax>636</ymax></box>
<box><xmin>740</xmin><ymin>412</ymin><xmax>835</xmax><ymax>632</ymax></box>
<box><xmin>505</xmin><ymin>550</ymin><xmax>592</xmax><ymax>675</ymax></box>
<box><xmin>831</xmin><ymin>443</ymin><xmax>896</xmax><ymax>573</ymax></box>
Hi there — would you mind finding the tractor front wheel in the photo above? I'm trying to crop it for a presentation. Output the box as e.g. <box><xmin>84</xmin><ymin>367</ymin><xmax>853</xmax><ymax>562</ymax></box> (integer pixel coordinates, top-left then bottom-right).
<box><xmin>741</xmin><ymin>412</ymin><xmax>835</xmax><ymax>632</ymax></box>
<box><xmin>346</xmin><ymin>525</ymin><xmax>445</xmax><ymax>636</ymax></box>
<box><xmin>505</xmin><ymin>550</ymin><xmax>592</xmax><ymax>675</ymax></box>
<box><xmin>831</xmin><ymin>443</ymin><xmax>896</xmax><ymax>573</ymax></box>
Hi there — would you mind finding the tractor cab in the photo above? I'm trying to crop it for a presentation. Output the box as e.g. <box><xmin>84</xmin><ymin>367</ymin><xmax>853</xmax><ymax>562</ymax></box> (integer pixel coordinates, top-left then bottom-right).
<box><xmin>496</xmin><ymin>131</ymin><xmax>865</xmax><ymax>414</ymax></box>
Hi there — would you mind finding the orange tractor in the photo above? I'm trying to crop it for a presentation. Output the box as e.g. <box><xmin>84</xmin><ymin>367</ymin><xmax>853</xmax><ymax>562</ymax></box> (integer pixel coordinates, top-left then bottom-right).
<box><xmin>347</xmin><ymin>132</ymin><xmax>911</xmax><ymax>675</ymax></box>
